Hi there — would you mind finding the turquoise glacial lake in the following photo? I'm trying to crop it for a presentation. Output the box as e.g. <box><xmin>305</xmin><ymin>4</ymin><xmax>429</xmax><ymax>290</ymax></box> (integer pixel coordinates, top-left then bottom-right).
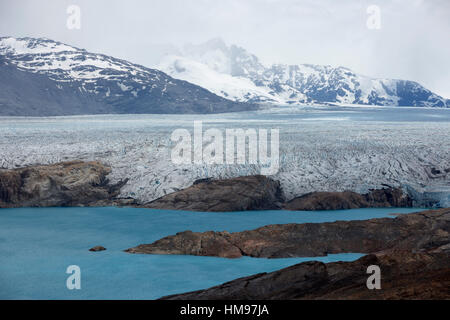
<box><xmin>0</xmin><ymin>207</ymin><xmax>423</xmax><ymax>299</ymax></box>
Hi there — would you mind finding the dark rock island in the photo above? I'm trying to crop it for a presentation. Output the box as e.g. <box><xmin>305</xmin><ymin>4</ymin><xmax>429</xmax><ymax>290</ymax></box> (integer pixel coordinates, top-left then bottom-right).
<box><xmin>89</xmin><ymin>246</ymin><xmax>107</xmax><ymax>252</ymax></box>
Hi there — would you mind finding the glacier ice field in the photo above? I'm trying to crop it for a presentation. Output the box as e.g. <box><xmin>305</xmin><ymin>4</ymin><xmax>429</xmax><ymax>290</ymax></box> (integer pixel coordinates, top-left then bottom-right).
<box><xmin>0</xmin><ymin>105</ymin><xmax>449</xmax><ymax>204</ymax></box>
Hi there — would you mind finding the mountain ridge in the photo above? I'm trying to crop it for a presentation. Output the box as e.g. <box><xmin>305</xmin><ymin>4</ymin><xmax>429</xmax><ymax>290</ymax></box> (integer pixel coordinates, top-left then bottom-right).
<box><xmin>158</xmin><ymin>38</ymin><xmax>449</xmax><ymax>107</ymax></box>
<box><xmin>0</xmin><ymin>36</ymin><xmax>257</xmax><ymax>116</ymax></box>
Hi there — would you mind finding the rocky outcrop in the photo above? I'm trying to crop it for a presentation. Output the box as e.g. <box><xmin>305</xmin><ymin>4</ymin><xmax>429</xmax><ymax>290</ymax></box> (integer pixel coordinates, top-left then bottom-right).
<box><xmin>0</xmin><ymin>161</ymin><xmax>128</xmax><ymax>207</ymax></box>
<box><xmin>142</xmin><ymin>176</ymin><xmax>414</xmax><ymax>212</ymax></box>
<box><xmin>89</xmin><ymin>246</ymin><xmax>107</xmax><ymax>252</ymax></box>
<box><xmin>0</xmin><ymin>164</ymin><xmax>416</xmax><ymax>211</ymax></box>
<box><xmin>142</xmin><ymin>175</ymin><xmax>285</xmax><ymax>212</ymax></box>
<box><xmin>160</xmin><ymin>250</ymin><xmax>450</xmax><ymax>300</ymax></box>
<box><xmin>126</xmin><ymin>230</ymin><xmax>244</xmax><ymax>258</ymax></box>
<box><xmin>284</xmin><ymin>187</ymin><xmax>412</xmax><ymax>211</ymax></box>
<box><xmin>125</xmin><ymin>208</ymin><xmax>450</xmax><ymax>258</ymax></box>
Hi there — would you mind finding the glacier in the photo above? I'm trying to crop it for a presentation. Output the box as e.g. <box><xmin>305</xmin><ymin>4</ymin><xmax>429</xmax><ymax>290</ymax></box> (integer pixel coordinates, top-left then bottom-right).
<box><xmin>1</xmin><ymin>105</ymin><xmax>449</xmax><ymax>206</ymax></box>
<box><xmin>158</xmin><ymin>38</ymin><xmax>449</xmax><ymax>108</ymax></box>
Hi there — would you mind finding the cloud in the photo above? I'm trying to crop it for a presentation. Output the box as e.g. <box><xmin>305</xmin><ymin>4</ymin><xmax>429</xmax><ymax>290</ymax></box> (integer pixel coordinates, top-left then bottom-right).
<box><xmin>0</xmin><ymin>0</ymin><xmax>449</xmax><ymax>97</ymax></box>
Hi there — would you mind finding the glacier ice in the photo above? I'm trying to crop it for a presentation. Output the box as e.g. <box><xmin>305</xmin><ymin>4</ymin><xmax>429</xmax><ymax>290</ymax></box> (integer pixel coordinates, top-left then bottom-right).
<box><xmin>1</xmin><ymin>106</ymin><xmax>449</xmax><ymax>205</ymax></box>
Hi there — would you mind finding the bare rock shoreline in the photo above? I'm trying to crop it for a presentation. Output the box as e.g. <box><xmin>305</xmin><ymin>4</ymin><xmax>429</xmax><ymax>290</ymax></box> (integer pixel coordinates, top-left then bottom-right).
<box><xmin>125</xmin><ymin>208</ymin><xmax>450</xmax><ymax>258</ymax></box>
<box><xmin>160</xmin><ymin>250</ymin><xmax>450</xmax><ymax>300</ymax></box>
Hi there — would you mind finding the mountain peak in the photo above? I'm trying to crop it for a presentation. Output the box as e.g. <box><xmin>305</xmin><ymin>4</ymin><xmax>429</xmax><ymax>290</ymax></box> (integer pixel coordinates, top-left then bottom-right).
<box><xmin>183</xmin><ymin>37</ymin><xmax>229</xmax><ymax>57</ymax></box>
<box><xmin>203</xmin><ymin>37</ymin><xmax>228</xmax><ymax>50</ymax></box>
<box><xmin>159</xmin><ymin>39</ymin><xmax>448</xmax><ymax>108</ymax></box>
<box><xmin>0</xmin><ymin>36</ymin><xmax>256</xmax><ymax>116</ymax></box>
<box><xmin>0</xmin><ymin>37</ymin><xmax>79</xmax><ymax>56</ymax></box>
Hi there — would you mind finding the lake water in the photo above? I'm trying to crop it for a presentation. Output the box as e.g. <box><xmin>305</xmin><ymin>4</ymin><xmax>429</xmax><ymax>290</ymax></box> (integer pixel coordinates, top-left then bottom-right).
<box><xmin>0</xmin><ymin>206</ymin><xmax>423</xmax><ymax>299</ymax></box>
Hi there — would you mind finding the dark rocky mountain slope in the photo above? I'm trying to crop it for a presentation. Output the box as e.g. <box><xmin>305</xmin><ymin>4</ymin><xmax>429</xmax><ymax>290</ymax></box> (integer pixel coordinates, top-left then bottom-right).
<box><xmin>0</xmin><ymin>37</ymin><xmax>257</xmax><ymax>116</ymax></box>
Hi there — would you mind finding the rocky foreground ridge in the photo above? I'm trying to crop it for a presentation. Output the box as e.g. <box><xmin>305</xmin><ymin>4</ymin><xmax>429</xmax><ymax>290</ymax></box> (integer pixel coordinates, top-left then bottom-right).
<box><xmin>0</xmin><ymin>161</ymin><xmax>130</xmax><ymax>207</ymax></box>
<box><xmin>160</xmin><ymin>249</ymin><xmax>450</xmax><ymax>300</ymax></box>
<box><xmin>125</xmin><ymin>208</ymin><xmax>450</xmax><ymax>258</ymax></box>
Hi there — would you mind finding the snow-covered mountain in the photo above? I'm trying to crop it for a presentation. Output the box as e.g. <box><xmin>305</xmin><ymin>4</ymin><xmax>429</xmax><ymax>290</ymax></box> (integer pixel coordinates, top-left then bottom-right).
<box><xmin>158</xmin><ymin>38</ymin><xmax>449</xmax><ymax>107</ymax></box>
<box><xmin>0</xmin><ymin>37</ymin><xmax>256</xmax><ymax>116</ymax></box>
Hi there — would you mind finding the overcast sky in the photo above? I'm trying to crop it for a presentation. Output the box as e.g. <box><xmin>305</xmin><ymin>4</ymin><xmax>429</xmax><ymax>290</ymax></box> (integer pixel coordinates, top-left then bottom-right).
<box><xmin>1</xmin><ymin>0</ymin><xmax>449</xmax><ymax>97</ymax></box>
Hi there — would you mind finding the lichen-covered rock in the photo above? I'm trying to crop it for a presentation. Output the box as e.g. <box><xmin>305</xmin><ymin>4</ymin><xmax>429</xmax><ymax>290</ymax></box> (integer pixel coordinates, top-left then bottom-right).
<box><xmin>0</xmin><ymin>161</ymin><xmax>127</xmax><ymax>207</ymax></box>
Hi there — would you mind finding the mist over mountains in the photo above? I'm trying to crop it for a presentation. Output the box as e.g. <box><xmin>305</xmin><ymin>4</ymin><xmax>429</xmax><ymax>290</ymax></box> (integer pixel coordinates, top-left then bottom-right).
<box><xmin>158</xmin><ymin>38</ymin><xmax>449</xmax><ymax>107</ymax></box>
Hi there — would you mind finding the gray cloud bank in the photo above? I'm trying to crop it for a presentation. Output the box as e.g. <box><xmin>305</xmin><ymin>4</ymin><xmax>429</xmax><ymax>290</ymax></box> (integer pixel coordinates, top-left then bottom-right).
<box><xmin>1</xmin><ymin>0</ymin><xmax>449</xmax><ymax>97</ymax></box>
